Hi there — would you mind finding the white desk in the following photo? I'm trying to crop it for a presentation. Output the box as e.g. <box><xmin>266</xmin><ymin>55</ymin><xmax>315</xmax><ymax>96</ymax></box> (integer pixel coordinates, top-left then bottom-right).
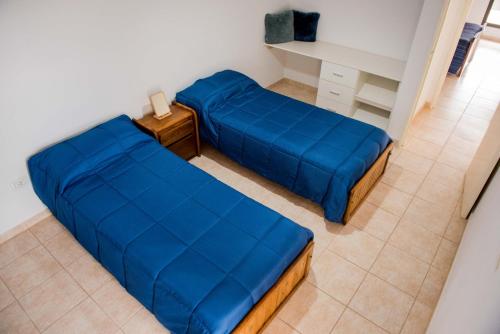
<box><xmin>266</xmin><ymin>41</ymin><xmax>407</xmax><ymax>130</ymax></box>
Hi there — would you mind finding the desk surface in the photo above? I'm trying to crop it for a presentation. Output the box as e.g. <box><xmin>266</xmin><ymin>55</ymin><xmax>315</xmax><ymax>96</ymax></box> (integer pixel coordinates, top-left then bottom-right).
<box><xmin>265</xmin><ymin>41</ymin><xmax>406</xmax><ymax>82</ymax></box>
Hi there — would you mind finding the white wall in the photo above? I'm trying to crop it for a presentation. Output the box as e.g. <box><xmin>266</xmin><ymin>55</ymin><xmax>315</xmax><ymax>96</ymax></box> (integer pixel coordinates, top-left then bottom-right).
<box><xmin>282</xmin><ymin>0</ymin><xmax>425</xmax><ymax>85</ymax></box>
<box><xmin>467</xmin><ymin>0</ymin><xmax>489</xmax><ymax>23</ymax></box>
<box><xmin>0</xmin><ymin>0</ymin><xmax>287</xmax><ymax>235</ymax></box>
<box><xmin>283</xmin><ymin>54</ymin><xmax>321</xmax><ymax>88</ymax></box>
<box><xmin>388</xmin><ymin>0</ymin><xmax>449</xmax><ymax>140</ymax></box>
<box><xmin>427</xmin><ymin>169</ymin><xmax>500</xmax><ymax>334</ymax></box>
<box><xmin>289</xmin><ymin>0</ymin><xmax>425</xmax><ymax>61</ymax></box>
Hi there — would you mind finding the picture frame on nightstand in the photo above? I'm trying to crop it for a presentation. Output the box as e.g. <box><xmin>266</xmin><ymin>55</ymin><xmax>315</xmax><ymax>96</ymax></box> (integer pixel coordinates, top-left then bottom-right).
<box><xmin>150</xmin><ymin>91</ymin><xmax>172</xmax><ymax>120</ymax></box>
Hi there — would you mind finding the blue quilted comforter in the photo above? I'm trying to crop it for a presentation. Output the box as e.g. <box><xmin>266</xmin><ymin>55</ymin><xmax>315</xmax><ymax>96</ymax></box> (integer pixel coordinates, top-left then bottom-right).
<box><xmin>28</xmin><ymin>115</ymin><xmax>312</xmax><ymax>334</ymax></box>
<box><xmin>449</xmin><ymin>23</ymin><xmax>483</xmax><ymax>75</ymax></box>
<box><xmin>176</xmin><ymin>70</ymin><xmax>391</xmax><ymax>222</ymax></box>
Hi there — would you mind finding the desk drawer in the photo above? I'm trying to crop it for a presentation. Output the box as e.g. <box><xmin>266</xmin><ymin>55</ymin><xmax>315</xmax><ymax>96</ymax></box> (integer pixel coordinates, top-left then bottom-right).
<box><xmin>160</xmin><ymin>120</ymin><xmax>193</xmax><ymax>147</ymax></box>
<box><xmin>316</xmin><ymin>95</ymin><xmax>353</xmax><ymax>117</ymax></box>
<box><xmin>317</xmin><ymin>79</ymin><xmax>356</xmax><ymax>105</ymax></box>
<box><xmin>320</xmin><ymin>61</ymin><xmax>360</xmax><ymax>88</ymax></box>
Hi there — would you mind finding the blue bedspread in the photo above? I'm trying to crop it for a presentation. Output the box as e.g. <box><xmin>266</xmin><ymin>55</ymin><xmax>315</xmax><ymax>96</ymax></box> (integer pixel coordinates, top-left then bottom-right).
<box><xmin>176</xmin><ymin>70</ymin><xmax>391</xmax><ymax>222</ymax></box>
<box><xmin>449</xmin><ymin>23</ymin><xmax>483</xmax><ymax>75</ymax></box>
<box><xmin>28</xmin><ymin>115</ymin><xmax>312</xmax><ymax>334</ymax></box>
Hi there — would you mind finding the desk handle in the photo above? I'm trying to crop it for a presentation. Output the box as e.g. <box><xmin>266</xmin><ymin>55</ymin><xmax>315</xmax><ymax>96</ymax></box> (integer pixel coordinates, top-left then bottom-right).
<box><xmin>332</xmin><ymin>72</ymin><xmax>344</xmax><ymax>78</ymax></box>
<box><xmin>329</xmin><ymin>90</ymin><xmax>340</xmax><ymax>96</ymax></box>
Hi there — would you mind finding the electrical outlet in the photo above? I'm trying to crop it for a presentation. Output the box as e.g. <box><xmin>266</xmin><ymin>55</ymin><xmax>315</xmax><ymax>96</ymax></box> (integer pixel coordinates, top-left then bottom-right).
<box><xmin>11</xmin><ymin>176</ymin><xmax>28</xmax><ymax>190</ymax></box>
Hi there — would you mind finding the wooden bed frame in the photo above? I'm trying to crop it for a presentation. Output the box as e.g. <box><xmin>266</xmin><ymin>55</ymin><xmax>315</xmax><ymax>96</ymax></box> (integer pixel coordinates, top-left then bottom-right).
<box><xmin>175</xmin><ymin>102</ymin><xmax>393</xmax><ymax>225</ymax></box>
<box><xmin>343</xmin><ymin>142</ymin><xmax>394</xmax><ymax>222</ymax></box>
<box><xmin>234</xmin><ymin>241</ymin><xmax>314</xmax><ymax>334</ymax></box>
<box><xmin>232</xmin><ymin>147</ymin><xmax>391</xmax><ymax>332</ymax></box>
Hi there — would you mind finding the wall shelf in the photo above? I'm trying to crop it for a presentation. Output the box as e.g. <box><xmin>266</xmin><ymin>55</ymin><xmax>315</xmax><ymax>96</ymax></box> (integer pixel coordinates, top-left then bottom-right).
<box><xmin>352</xmin><ymin>104</ymin><xmax>390</xmax><ymax>130</ymax></box>
<box><xmin>355</xmin><ymin>75</ymin><xmax>399</xmax><ymax>111</ymax></box>
<box><xmin>265</xmin><ymin>41</ymin><xmax>406</xmax><ymax>81</ymax></box>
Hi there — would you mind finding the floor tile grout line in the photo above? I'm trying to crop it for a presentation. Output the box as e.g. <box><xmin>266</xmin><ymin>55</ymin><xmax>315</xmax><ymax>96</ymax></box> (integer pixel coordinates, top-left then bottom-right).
<box><xmin>276</xmin><ymin>315</ymin><xmax>305</xmax><ymax>334</ymax></box>
<box><xmin>0</xmin><ymin>229</ymin><xmax>40</xmax><ymax>270</ymax></box>
<box><xmin>396</xmin><ymin>258</ymin><xmax>434</xmax><ymax>330</ymax></box>
<box><xmin>379</xmin><ymin>171</ymin><xmax>425</xmax><ymax>197</ymax></box>
<box><xmin>276</xmin><ymin>317</ymin><xmax>304</xmax><ymax>334</ymax></box>
<box><xmin>0</xmin><ymin>275</ymin><xmax>15</xmax><ymax>313</ymax></box>
<box><xmin>31</xmin><ymin>224</ymin><xmax>66</xmax><ymax>250</ymax></box>
<box><xmin>31</xmin><ymin>241</ymin><xmax>89</xmax><ymax>332</ymax></box>
<box><xmin>331</xmin><ymin>307</ymin><xmax>391</xmax><ymax>334</ymax></box>
<box><xmin>59</xmin><ymin>253</ymin><xmax>124</xmax><ymax>330</ymax></box>
<box><xmin>40</xmin><ymin>295</ymin><xmax>90</xmax><ymax>333</ymax></box>
<box><xmin>1</xmin><ymin>220</ymin><xmax>93</xmax><ymax>332</ymax></box>
<box><xmin>329</xmin><ymin>191</ymin><xmax>412</xmax><ymax>332</ymax></box>
<box><xmin>5</xmin><ymin>246</ymin><xmax>65</xmax><ymax>301</ymax></box>
<box><xmin>307</xmin><ymin>261</ymin><xmax>369</xmax><ymax>306</ymax></box>
<box><xmin>367</xmin><ymin>251</ymin><xmax>429</xmax><ymax>297</ymax></box>
<box><xmin>64</xmin><ymin>257</ymin><xmax>113</xmax><ymax>295</ymax></box>
<box><xmin>398</xmin><ymin>255</ymin><xmax>446</xmax><ymax>334</ymax></box>
<box><xmin>88</xmin><ymin>278</ymin><xmax>143</xmax><ymax>330</ymax></box>
<box><xmin>409</xmin><ymin>193</ymin><xmax>460</xmax><ymax>237</ymax></box>
<box><xmin>0</xmin><ymin>220</ymin><xmax>59</xmax><ymax>332</ymax></box>
<box><xmin>119</xmin><ymin>301</ymin><xmax>143</xmax><ymax>330</ymax></box>
<box><xmin>44</xmin><ymin>240</ymin><xmax>87</xmax><ymax>271</ymax></box>
<box><xmin>328</xmin><ymin>305</ymin><xmax>347</xmax><ymax>334</ymax></box>
<box><xmin>0</xmin><ymin>276</ymin><xmax>40</xmax><ymax>332</ymax></box>
<box><xmin>441</xmin><ymin>200</ymin><xmax>465</xmax><ymax>244</ymax></box>
<box><xmin>49</xmin><ymin>235</ymin><xmax>142</xmax><ymax>333</ymax></box>
<box><xmin>408</xmin><ymin>83</ymin><xmax>481</xmax><ymax>238</ymax></box>
<box><xmin>400</xmin><ymin>101</ymin><xmax>468</xmax><ymax>236</ymax></box>
<box><xmin>365</xmin><ymin>146</ymin><xmax>436</xmax><ymax>332</ymax></box>
<box><xmin>0</xmin><ymin>249</ymin><xmax>51</xmax><ymax>333</ymax></box>
<box><xmin>393</xmin><ymin>72</ymin><xmax>485</xmax><ymax>333</ymax></box>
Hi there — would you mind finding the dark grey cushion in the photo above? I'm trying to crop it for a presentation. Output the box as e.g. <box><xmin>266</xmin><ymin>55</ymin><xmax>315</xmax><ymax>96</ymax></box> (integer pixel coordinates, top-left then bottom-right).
<box><xmin>265</xmin><ymin>10</ymin><xmax>294</xmax><ymax>44</ymax></box>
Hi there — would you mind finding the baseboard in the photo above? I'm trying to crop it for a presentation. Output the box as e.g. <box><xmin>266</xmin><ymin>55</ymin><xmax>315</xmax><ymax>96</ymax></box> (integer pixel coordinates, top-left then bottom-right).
<box><xmin>0</xmin><ymin>208</ymin><xmax>51</xmax><ymax>244</ymax></box>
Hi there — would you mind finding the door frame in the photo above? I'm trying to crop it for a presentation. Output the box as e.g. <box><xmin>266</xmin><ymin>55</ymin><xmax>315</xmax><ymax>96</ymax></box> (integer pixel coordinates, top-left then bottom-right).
<box><xmin>482</xmin><ymin>0</ymin><xmax>500</xmax><ymax>28</ymax></box>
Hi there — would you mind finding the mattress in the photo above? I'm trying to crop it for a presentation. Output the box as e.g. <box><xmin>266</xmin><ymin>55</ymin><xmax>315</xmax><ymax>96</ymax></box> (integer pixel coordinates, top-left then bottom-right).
<box><xmin>176</xmin><ymin>70</ymin><xmax>391</xmax><ymax>222</ymax></box>
<box><xmin>28</xmin><ymin>115</ymin><xmax>313</xmax><ymax>334</ymax></box>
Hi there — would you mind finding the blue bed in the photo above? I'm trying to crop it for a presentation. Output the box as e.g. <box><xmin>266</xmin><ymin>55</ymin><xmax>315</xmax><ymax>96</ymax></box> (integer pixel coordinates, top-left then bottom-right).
<box><xmin>449</xmin><ymin>23</ymin><xmax>483</xmax><ymax>75</ymax></box>
<box><xmin>176</xmin><ymin>70</ymin><xmax>392</xmax><ymax>223</ymax></box>
<box><xmin>28</xmin><ymin>115</ymin><xmax>313</xmax><ymax>334</ymax></box>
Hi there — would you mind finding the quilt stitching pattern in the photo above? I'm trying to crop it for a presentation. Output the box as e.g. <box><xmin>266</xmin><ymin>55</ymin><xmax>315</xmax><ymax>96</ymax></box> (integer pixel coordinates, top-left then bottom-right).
<box><xmin>28</xmin><ymin>115</ymin><xmax>312</xmax><ymax>334</ymax></box>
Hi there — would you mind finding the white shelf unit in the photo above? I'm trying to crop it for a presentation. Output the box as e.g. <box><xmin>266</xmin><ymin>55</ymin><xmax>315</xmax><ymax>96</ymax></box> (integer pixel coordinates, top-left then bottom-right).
<box><xmin>355</xmin><ymin>75</ymin><xmax>399</xmax><ymax>112</ymax></box>
<box><xmin>266</xmin><ymin>41</ymin><xmax>406</xmax><ymax>130</ymax></box>
<box><xmin>265</xmin><ymin>41</ymin><xmax>405</xmax><ymax>81</ymax></box>
<box><xmin>352</xmin><ymin>104</ymin><xmax>391</xmax><ymax>130</ymax></box>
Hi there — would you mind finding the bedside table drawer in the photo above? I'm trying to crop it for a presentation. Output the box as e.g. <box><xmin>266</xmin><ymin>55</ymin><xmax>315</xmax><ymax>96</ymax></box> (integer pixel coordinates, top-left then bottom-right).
<box><xmin>168</xmin><ymin>134</ymin><xmax>197</xmax><ymax>160</ymax></box>
<box><xmin>134</xmin><ymin>104</ymin><xmax>200</xmax><ymax>161</ymax></box>
<box><xmin>160</xmin><ymin>120</ymin><xmax>193</xmax><ymax>147</ymax></box>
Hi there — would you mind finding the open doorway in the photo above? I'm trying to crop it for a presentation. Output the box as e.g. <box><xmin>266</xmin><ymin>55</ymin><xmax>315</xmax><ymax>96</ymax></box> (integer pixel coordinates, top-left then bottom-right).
<box><xmin>403</xmin><ymin>0</ymin><xmax>499</xmax><ymax>221</ymax></box>
<box><xmin>483</xmin><ymin>0</ymin><xmax>500</xmax><ymax>27</ymax></box>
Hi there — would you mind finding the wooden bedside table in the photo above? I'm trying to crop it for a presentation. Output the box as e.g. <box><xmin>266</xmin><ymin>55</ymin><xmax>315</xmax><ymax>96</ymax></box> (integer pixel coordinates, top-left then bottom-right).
<box><xmin>134</xmin><ymin>104</ymin><xmax>200</xmax><ymax>160</ymax></box>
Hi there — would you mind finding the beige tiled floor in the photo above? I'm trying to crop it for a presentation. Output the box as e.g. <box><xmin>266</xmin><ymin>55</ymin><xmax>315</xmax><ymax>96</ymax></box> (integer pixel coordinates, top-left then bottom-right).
<box><xmin>1</xmin><ymin>40</ymin><xmax>498</xmax><ymax>333</ymax></box>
